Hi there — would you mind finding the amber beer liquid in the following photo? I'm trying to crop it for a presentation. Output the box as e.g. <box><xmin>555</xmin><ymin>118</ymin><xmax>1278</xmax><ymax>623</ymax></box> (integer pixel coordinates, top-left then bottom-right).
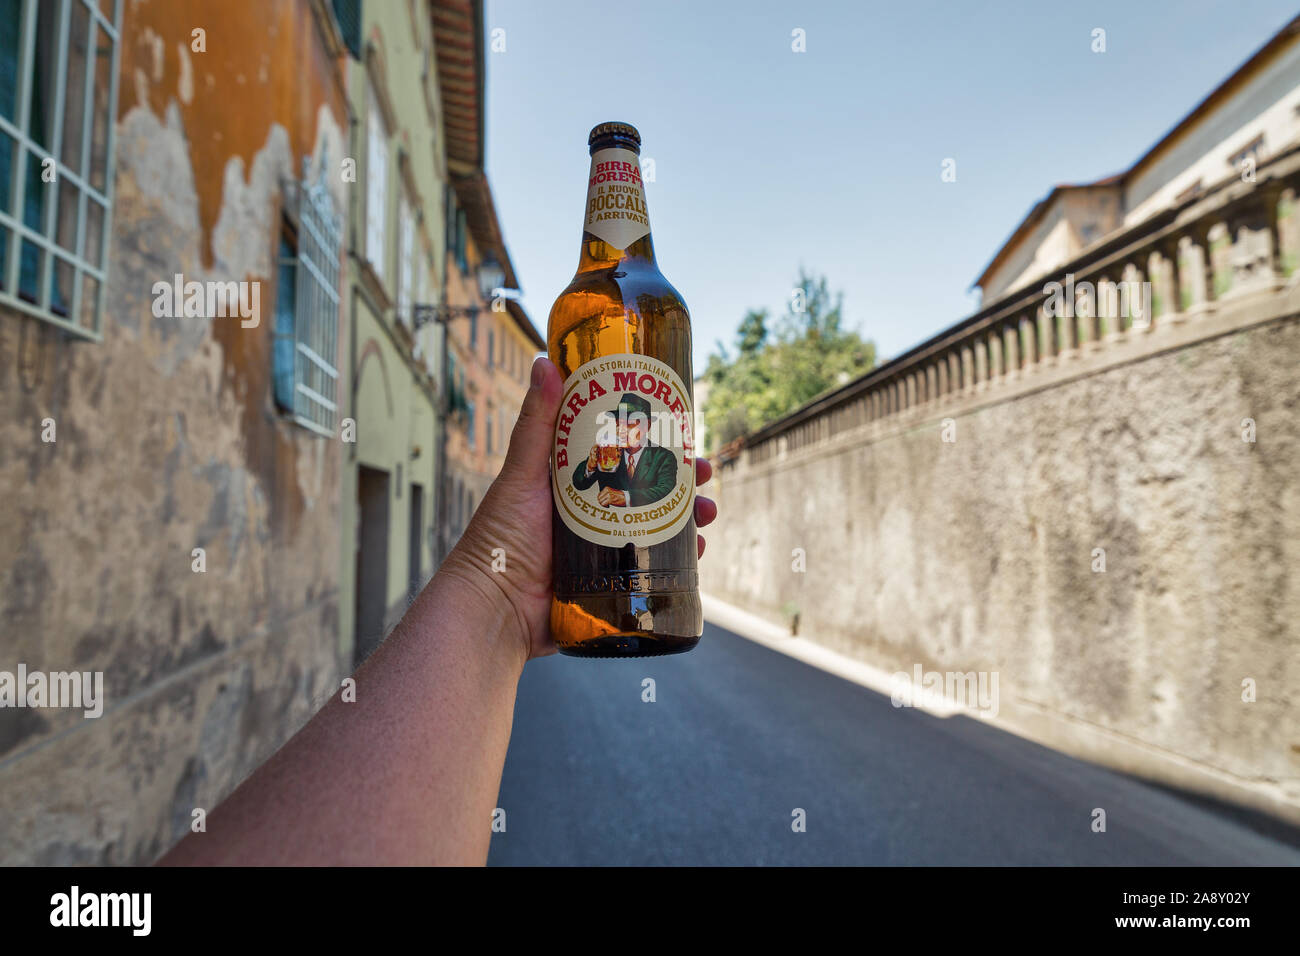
<box><xmin>548</xmin><ymin>122</ymin><xmax>703</xmax><ymax>657</ymax></box>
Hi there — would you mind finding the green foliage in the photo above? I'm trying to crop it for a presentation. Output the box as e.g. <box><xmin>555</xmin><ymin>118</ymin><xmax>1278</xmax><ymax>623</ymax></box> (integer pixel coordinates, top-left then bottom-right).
<box><xmin>702</xmin><ymin>270</ymin><xmax>876</xmax><ymax>452</ymax></box>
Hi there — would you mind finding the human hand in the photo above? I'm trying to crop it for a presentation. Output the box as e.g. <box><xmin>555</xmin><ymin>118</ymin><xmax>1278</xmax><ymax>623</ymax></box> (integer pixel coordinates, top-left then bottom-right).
<box><xmin>597</xmin><ymin>486</ymin><xmax>627</xmax><ymax>508</ymax></box>
<box><xmin>586</xmin><ymin>444</ymin><xmax>599</xmax><ymax>471</ymax></box>
<box><xmin>437</xmin><ymin>356</ymin><xmax>718</xmax><ymax>664</ymax></box>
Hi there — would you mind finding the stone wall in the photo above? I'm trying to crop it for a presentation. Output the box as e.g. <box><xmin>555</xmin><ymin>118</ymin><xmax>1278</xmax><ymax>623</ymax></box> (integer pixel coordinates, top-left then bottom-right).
<box><xmin>702</xmin><ymin>288</ymin><xmax>1300</xmax><ymax>821</ymax></box>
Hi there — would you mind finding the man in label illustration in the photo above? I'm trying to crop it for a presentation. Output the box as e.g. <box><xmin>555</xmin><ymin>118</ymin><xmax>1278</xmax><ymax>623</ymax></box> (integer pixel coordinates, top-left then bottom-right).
<box><xmin>572</xmin><ymin>393</ymin><xmax>677</xmax><ymax>508</ymax></box>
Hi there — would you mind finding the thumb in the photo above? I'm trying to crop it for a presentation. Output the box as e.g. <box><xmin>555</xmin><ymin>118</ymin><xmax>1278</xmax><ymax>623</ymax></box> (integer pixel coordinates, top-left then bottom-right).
<box><xmin>500</xmin><ymin>356</ymin><xmax>563</xmax><ymax>486</ymax></box>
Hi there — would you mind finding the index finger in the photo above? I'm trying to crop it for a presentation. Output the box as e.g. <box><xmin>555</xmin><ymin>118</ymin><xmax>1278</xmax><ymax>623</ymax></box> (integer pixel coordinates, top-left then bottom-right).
<box><xmin>695</xmin><ymin>456</ymin><xmax>712</xmax><ymax>486</ymax></box>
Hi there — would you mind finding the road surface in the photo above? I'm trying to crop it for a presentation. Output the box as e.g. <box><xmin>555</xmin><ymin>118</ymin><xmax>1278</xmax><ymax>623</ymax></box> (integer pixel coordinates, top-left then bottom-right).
<box><xmin>488</xmin><ymin>621</ymin><xmax>1300</xmax><ymax>865</ymax></box>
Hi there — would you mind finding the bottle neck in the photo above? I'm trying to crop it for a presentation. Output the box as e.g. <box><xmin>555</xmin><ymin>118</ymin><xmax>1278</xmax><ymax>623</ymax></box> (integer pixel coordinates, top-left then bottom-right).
<box><xmin>576</xmin><ymin>146</ymin><xmax>656</xmax><ymax>272</ymax></box>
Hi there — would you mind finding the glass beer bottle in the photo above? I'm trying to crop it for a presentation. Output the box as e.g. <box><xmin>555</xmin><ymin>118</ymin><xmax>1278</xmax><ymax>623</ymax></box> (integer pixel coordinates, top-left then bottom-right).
<box><xmin>548</xmin><ymin>121</ymin><xmax>702</xmax><ymax>657</ymax></box>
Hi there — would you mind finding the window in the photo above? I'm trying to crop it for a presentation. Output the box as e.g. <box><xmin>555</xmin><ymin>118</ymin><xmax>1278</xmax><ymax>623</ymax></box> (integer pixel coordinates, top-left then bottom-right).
<box><xmin>466</xmin><ymin>400</ymin><xmax>475</xmax><ymax>449</ymax></box>
<box><xmin>273</xmin><ymin>161</ymin><xmax>342</xmax><ymax>436</ymax></box>
<box><xmin>396</xmin><ymin>191</ymin><xmax>413</xmax><ymax>324</ymax></box>
<box><xmin>454</xmin><ymin>207</ymin><xmax>467</xmax><ymax>274</ymax></box>
<box><xmin>0</xmin><ymin>0</ymin><xmax>121</xmax><ymax>338</ymax></box>
<box><xmin>485</xmin><ymin>400</ymin><xmax>492</xmax><ymax>454</ymax></box>
<box><xmin>365</xmin><ymin>82</ymin><xmax>388</xmax><ymax>282</ymax></box>
<box><xmin>470</xmin><ymin>309</ymin><xmax>477</xmax><ymax>350</ymax></box>
<box><xmin>331</xmin><ymin>0</ymin><xmax>363</xmax><ymax>59</ymax></box>
<box><xmin>487</xmin><ymin>327</ymin><xmax>494</xmax><ymax>370</ymax></box>
<box><xmin>1227</xmin><ymin>135</ymin><xmax>1265</xmax><ymax>175</ymax></box>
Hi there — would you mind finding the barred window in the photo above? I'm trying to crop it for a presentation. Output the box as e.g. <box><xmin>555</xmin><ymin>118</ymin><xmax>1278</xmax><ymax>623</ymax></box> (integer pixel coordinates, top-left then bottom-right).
<box><xmin>273</xmin><ymin>160</ymin><xmax>342</xmax><ymax>436</ymax></box>
<box><xmin>0</xmin><ymin>0</ymin><xmax>121</xmax><ymax>338</ymax></box>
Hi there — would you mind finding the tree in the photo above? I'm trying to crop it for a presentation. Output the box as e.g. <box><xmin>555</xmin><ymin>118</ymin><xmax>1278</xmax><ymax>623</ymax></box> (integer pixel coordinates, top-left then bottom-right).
<box><xmin>701</xmin><ymin>270</ymin><xmax>875</xmax><ymax>454</ymax></box>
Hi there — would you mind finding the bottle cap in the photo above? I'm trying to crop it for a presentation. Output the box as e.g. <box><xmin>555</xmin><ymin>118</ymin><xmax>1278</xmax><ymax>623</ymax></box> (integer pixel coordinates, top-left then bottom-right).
<box><xmin>588</xmin><ymin>122</ymin><xmax>641</xmax><ymax>154</ymax></box>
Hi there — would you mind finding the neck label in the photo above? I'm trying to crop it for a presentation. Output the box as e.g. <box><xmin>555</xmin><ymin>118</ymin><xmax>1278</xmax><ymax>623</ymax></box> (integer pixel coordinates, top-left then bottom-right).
<box><xmin>584</xmin><ymin>147</ymin><xmax>651</xmax><ymax>250</ymax></box>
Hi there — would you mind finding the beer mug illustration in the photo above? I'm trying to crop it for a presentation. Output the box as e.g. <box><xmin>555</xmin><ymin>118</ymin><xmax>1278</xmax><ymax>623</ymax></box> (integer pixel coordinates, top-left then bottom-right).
<box><xmin>596</xmin><ymin>439</ymin><xmax>621</xmax><ymax>472</ymax></box>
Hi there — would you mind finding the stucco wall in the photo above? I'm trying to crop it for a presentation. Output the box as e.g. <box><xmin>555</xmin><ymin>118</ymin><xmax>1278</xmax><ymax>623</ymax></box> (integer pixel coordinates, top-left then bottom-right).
<box><xmin>701</xmin><ymin>312</ymin><xmax>1300</xmax><ymax>816</ymax></box>
<box><xmin>0</xmin><ymin>0</ymin><xmax>348</xmax><ymax>864</ymax></box>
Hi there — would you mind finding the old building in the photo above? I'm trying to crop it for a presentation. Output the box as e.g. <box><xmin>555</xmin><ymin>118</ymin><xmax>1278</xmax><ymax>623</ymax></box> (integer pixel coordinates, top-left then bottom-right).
<box><xmin>0</xmin><ymin>0</ymin><xmax>536</xmax><ymax>864</ymax></box>
<box><xmin>337</xmin><ymin>0</ymin><xmax>451</xmax><ymax>664</ymax></box>
<box><xmin>0</xmin><ymin>0</ymin><xmax>351</xmax><ymax>863</ymax></box>
<box><xmin>974</xmin><ymin>15</ymin><xmax>1300</xmax><ymax>304</ymax></box>
<box><xmin>432</xmin><ymin>7</ymin><xmax>544</xmax><ymax>565</ymax></box>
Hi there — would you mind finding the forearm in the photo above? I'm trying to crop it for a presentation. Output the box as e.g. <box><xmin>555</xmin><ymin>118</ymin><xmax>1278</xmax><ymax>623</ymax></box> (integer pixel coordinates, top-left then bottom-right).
<box><xmin>157</xmin><ymin>567</ymin><xmax>526</xmax><ymax>866</ymax></box>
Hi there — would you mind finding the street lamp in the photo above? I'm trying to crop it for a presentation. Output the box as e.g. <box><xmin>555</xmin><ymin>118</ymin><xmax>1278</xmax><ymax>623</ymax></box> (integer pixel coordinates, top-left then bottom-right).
<box><xmin>476</xmin><ymin>254</ymin><xmax>505</xmax><ymax>303</ymax></box>
<box><xmin>411</xmin><ymin>254</ymin><xmax>506</xmax><ymax>331</ymax></box>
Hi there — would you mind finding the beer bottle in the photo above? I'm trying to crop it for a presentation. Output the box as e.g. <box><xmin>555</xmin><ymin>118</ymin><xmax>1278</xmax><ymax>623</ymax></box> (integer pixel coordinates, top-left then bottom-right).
<box><xmin>548</xmin><ymin>122</ymin><xmax>702</xmax><ymax>657</ymax></box>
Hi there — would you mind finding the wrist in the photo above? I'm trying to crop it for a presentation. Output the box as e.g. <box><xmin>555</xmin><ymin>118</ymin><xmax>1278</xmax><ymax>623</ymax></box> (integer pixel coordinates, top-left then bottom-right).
<box><xmin>422</xmin><ymin>557</ymin><xmax>529</xmax><ymax>678</ymax></box>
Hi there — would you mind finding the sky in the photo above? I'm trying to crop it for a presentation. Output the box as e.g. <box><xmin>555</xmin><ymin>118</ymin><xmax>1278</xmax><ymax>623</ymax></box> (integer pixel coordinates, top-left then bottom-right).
<box><xmin>483</xmin><ymin>0</ymin><xmax>1299</xmax><ymax>375</ymax></box>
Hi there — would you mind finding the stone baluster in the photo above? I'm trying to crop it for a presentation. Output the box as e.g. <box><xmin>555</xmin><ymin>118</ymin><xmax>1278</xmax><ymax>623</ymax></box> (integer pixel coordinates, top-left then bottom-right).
<box><xmin>1020</xmin><ymin>313</ymin><xmax>1037</xmax><ymax>370</ymax></box>
<box><xmin>1207</xmin><ymin>220</ymin><xmax>1233</xmax><ymax>300</ymax></box>
<box><xmin>1120</xmin><ymin>261</ymin><xmax>1149</xmax><ymax>334</ymax></box>
<box><xmin>1037</xmin><ymin>302</ymin><xmax>1055</xmax><ymax>364</ymax></box>
<box><xmin>1276</xmin><ymin>187</ymin><xmax>1298</xmax><ymax>280</ymax></box>
<box><xmin>1177</xmin><ymin>229</ymin><xmax>1211</xmax><ymax>318</ymax></box>
<box><xmin>1146</xmin><ymin>247</ymin><xmax>1173</xmax><ymax>329</ymax></box>
<box><xmin>1229</xmin><ymin>194</ymin><xmax>1280</xmax><ymax>296</ymax></box>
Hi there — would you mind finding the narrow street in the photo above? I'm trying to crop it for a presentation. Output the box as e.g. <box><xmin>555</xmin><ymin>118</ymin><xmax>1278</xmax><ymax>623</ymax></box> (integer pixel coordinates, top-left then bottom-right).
<box><xmin>490</xmin><ymin>622</ymin><xmax>1300</xmax><ymax>865</ymax></box>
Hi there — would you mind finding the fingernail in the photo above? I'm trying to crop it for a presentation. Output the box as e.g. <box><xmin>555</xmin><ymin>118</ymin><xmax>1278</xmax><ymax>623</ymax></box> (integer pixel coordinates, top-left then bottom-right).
<box><xmin>531</xmin><ymin>357</ymin><xmax>546</xmax><ymax>388</ymax></box>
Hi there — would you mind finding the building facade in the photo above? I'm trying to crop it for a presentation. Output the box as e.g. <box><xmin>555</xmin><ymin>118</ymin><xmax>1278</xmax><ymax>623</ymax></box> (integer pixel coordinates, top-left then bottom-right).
<box><xmin>975</xmin><ymin>16</ymin><xmax>1300</xmax><ymax>304</ymax></box>
<box><xmin>431</xmin><ymin>5</ymin><xmax>544</xmax><ymax>564</ymax></box>
<box><xmin>0</xmin><ymin>0</ymin><xmax>537</xmax><ymax>864</ymax></box>
<box><xmin>0</xmin><ymin>0</ymin><xmax>351</xmax><ymax>863</ymax></box>
<box><xmin>337</xmin><ymin>0</ymin><xmax>450</xmax><ymax>665</ymax></box>
<box><xmin>437</xmin><ymin>173</ymin><xmax>543</xmax><ymax>565</ymax></box>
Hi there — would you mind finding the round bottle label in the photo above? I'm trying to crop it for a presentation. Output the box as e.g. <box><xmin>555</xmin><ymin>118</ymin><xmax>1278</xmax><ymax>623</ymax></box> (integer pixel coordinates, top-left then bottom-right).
<box><xmin>551</xmin><ymin>353</ymin><xmax>695</xmax><ymax>548</ymax></box>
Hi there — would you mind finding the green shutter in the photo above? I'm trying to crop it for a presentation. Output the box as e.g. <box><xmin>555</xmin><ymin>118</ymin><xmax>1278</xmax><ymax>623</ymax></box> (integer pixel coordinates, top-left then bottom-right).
<box><xmin>331</xmin><ymin>0</ymin><xmax>362</xmax><ymax>60</ymax></box>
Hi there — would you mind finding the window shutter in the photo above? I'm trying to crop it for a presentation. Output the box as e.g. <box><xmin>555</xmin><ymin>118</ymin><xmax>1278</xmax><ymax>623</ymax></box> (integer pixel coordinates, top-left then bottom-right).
<box><xmin>331</xmin><ymin>0</ymin><xmax>363</xmax><ymax>59</ymax></box>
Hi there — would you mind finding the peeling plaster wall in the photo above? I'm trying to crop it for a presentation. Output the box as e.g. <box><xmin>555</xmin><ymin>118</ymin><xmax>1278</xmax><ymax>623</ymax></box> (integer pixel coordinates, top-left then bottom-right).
<box><xmin>0</xmin><ymin>0</ymin><xmax>349</xmax><ymax>864</ymax></box>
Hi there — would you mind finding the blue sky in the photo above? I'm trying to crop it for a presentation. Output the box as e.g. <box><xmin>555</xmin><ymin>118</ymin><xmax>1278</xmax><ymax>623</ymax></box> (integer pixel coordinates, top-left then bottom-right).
<box><xmin>483</xmin><ymin>0</ymin><xmax>1298</xmax><ymax>375</ymax></box>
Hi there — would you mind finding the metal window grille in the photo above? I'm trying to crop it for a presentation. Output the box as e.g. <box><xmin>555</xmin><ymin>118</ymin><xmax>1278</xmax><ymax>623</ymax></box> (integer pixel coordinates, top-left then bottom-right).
<box><xmin>278</xmin><ymin>156</ymin><xmax>342</xmax><ymax>437</ymax></box>
<box><xmin>0</xmin><ymin>0</ymin><xmax>122</xmax><ymax>339</ymax></box>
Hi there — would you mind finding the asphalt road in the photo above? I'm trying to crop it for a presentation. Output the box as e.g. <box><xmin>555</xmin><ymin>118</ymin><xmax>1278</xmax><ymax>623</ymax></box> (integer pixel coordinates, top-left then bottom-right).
<box><xmin>488</xmin><ymin>621</ymin><xmax>1300</xmax><ymax>865</ymax></box>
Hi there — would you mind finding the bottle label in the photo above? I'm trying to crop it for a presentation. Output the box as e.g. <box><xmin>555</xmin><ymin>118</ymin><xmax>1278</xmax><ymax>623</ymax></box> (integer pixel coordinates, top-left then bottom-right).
<box><xmin>583</xmin><ymin>147</ymin><xmax>651</xmax><ymax>250</ymax></box>
<box><xmin>551</xmin><ymin>353</ymin><xmax>695</xmax><ymax>548</ymax></box>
